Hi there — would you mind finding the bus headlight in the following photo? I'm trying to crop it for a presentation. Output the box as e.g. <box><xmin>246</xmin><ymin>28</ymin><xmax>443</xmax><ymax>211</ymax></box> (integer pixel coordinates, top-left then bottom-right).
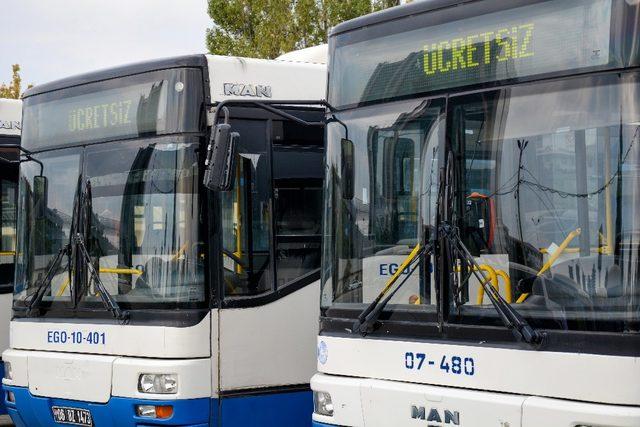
<box><xmin>3</xmin><ymin>362</ymin><xmax>12</xmax><ymax>380</ymax></box>
<box><xmin>313</xmin><ymin>390</ymin><xmax>334</xmax><ymax>416</ymax></box>
<box><xmin>138</xmin><ymin>374</ymin><xmax>178</xmax><ymax>394</ymax></box>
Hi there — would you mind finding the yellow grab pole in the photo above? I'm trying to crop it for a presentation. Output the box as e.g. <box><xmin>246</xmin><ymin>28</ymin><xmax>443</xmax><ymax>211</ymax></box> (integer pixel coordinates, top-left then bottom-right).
<box><xmin>517</xmin><ymin>228</ymin><xmax>581</xmax><ymax>303</ymax></box>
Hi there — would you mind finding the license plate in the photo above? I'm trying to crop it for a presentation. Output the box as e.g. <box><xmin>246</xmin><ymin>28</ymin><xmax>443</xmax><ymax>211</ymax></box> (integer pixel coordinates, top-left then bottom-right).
<box><xmin>51</xmin><ymin>406</ymin><xmax>94</xmax><ymax>426</ymax></box>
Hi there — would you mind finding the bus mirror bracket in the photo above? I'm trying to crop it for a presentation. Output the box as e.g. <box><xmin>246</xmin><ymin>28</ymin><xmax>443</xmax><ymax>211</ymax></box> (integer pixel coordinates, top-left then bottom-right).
<box><xmin>204</xmin><ymin>123</ymin><xmax>240</xmax><ymax>191</ymax></box>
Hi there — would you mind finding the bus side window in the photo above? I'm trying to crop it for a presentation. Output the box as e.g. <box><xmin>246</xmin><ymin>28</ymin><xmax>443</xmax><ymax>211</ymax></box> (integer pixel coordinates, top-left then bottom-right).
<box><xmin>272</xmin><ymin>145</ymin><xmax>323</xmax><ymax>288</ymax></box>
<box><xmin>221</xmin><ymin>120</ymin><xmax>273</xmax><ymax>297</ymax></box>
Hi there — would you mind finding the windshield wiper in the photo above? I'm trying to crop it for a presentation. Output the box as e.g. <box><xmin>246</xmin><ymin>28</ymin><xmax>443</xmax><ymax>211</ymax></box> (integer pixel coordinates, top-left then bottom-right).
<box><xmin>440</xmin><ymin>223</ymin><xmax>545</xmax><ymax>346</ymax></box>
<box><xmin>353</xmin><ymin>243</ymin><xmax>431</xmax><ymax>336</ymax></box>
<box><xmin>26</xmin><ymin>244</ymin><xmax>71</xmax><ymax>316</ymax></box>
<box><xmin>74</xmin><ymin>232</ymin><xmax>129</xmax><ymax>323</ymax></box>
<box><xmin>26</xmin><ymin>177</ymin><xmax>81</xmax><ymax>316</ymax></box>
<box><xmin>74</xmin><ymin>180</ymin><xmax>129</xmax><ymax>324</ymax></box>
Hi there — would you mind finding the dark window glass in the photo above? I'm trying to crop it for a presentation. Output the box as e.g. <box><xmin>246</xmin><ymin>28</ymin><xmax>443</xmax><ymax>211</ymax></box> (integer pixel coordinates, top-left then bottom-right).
<box><xmin>222</xmin><ymin>116</ymin><xmax>325</xmax><ymax>298</ymax></box>
<box><xmin>14</xmin><ymin>149</ymin><xmax>80</xmax><ymax>300</ymax></box>
<box><xmin>22</xmin><ymin>68</ymin><xmax>203</xmax><ymax>150</ymax></box>
<box><xmin>321</xmin><ymin>99</ymin><xmax>444</xmax><ymax>311</ymax></box>
<box><xmin>273</xmin><ymin>147</ymin><xmax>323</xmax><ymax>288</ymax></box>
<box><xmin>329</xmin><ymin>0</ymin><xmax>640</xmax><ymax>108</ymax></box>
<box><xmin>449</xmin><ymin>72</ymin><xmax>640</xmax><ymax>331</ymax></box>
<box><xmin>13</xmin><ymin>139</ymin><xmax>206</xmax><ymax>308</ymax></box>
<box><xmin>221</xmin><ymin>120</ymin><xmax>273</xmax><ymax>297</ymax></box>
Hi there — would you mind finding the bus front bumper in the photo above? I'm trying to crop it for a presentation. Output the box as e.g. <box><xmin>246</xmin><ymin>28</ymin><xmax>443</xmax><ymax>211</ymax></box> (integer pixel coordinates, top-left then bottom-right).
<box><xmin>311</xmin><ymin>373</ymin><xmax>640</xmax><ymax>427</ymax></box>
<box><xmin>3</xmin><ymin>385</ymin><xmax>211</xmax><ymax>427</ymax></box>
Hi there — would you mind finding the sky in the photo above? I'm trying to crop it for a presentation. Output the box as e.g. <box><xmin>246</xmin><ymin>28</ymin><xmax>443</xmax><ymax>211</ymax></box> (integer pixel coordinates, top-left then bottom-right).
<box><xmin>0</xmin><ymin>0</ymin><xmax>212</xmax><ymax>87</ymax></box>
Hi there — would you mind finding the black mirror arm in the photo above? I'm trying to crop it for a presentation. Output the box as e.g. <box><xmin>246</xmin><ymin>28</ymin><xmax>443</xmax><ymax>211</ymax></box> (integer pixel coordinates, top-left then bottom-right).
<box><xmin>0</xmin><ymin>144</ymin><xmax>44</xmax><ymax>176</ymax></box>
<box><xmin>207</xmin><ymin>99</ymin><xmax>330</xmax><ymax>128</ymax></box>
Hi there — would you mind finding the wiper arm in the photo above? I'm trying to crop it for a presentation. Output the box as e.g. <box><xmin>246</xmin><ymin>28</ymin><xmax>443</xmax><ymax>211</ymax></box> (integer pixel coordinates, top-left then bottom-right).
<box><xmin>73</xmin><ymin>233</ymin><xmax>129</xmax><ymax>324</ymax></box>
<box><xmin>440</xmin><ymin>224</ymin><xmax>545</xmax><ymax>346</ymax></box>
<box><xmin>26</xmin><ymin>244</ymin><xmax>71</xmax><ymax>316</ymax></box>
<box><xmin>353</xmin><ymin>243</ymin><xmax>430</xmax><ymax>336</ymax></box>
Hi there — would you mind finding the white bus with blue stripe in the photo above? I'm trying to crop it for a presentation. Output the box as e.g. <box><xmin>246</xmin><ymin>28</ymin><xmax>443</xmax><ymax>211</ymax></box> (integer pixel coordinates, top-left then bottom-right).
<box><xmin>313</xmin><ymin>0</ymin><xmax>640</xmax><ymax>426</ymax></box>
<box><xmin>0</xmin><ymin>98</ymin><xmax>20</xmax><ymax>421</ymax></box>
<box><xmin>2</xmin><ymin>49</ymin><xmax>327</xmax><ymax>426</ymax></box>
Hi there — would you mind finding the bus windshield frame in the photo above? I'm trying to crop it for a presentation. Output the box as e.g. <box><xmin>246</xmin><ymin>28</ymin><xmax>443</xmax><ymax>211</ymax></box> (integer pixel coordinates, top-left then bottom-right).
<box><xmin>13</xmin><ymin>68</ymin><xmax>210</xmax><ymax>320</ymax></box>
<box><xmin>321</xmin><ymin>0</ymin><xmax>640</xmax><ymax>353</ymax></box>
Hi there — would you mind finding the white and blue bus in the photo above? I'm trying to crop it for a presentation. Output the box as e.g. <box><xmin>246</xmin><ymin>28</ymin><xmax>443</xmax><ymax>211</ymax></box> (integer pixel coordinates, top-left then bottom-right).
<box><xmin>2</xmin><ymin>49</ymin><xmax>327</xmax><ymax>426</ymax></box>
<box><xmin>313</xmin><ymin>1</ymin><xmax>640</xmax><ymax>426</ymax></box>
<box><xmin>0</xmin><ymin>98</ymin><xmax>20</xmax><ymax>420</ymax></box>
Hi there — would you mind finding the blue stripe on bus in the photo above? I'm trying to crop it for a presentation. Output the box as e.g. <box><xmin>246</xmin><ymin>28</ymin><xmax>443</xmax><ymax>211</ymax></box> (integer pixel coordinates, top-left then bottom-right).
<box><xmin>218</xmin><ymin>389</ymin><xmax>312</xmax><ymax>426</ymax></box>
<box><xmin>0</xmin><ymin>362</ymin><xmax>6</xmax><ymax>415</ymax></box>
<box><xmin>4</xmin><ymin>385</ymin><xmax>313</xmax><ymax>426</ymax></box>
<box><xmin>312</xmin><ymin>421</ymin><xmax>339</xmax><ymax>427</ymax></box>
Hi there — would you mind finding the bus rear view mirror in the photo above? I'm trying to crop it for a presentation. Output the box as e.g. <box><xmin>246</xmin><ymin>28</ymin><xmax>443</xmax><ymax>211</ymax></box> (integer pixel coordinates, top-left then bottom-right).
<box><xmin>33</xmin><ymin>175</ymin><xmax>48</xmax><ymax>218</ymax></box>
<box><xmin>341</xmin><ymin>138</ymin><xmax>355</xmax><ymax>200</ymax></box>
<box><xmin>204</xmin><ymin>123</ymin><xmax>239</xmax><ymax>191</ymax></box>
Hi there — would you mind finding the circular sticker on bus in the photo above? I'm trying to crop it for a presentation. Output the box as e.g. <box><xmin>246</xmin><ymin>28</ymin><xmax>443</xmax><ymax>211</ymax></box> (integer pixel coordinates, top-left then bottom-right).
<box><xmin>317</xmin><ymin>340</ymin><xmax>328</xmax><ymax>365</ymax></box>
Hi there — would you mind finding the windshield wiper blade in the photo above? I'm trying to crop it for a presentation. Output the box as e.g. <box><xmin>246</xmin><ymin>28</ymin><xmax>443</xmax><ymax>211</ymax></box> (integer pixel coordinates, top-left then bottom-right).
<box><xmin>440</xmin><ymin>224</ymin><xmax>545</xmax><ymax>346</ymax></box>
<box><xmin>26</xmin><ymin>244</ymin><xmax>71</xmax><ymax>316</ymax></box>
<box><xmin>353</xmin><ymin>243</ymin><xmax>430</xmax><ymax>336</ymax></box>
<box><xmin>73</xmin><ymin>233</ymin><xmax>129</xmax><ymax>324</ymax></box>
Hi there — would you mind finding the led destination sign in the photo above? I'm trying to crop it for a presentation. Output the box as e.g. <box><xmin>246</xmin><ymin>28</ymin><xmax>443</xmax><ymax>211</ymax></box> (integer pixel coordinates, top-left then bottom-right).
<box><xmin>422</xmin><ymin>23</ymin><xmax>535</xmax><ymax>76</ymax></box>
<box><xmin>67</xmin><ymin>100</ymin><xmax>134</xmax><ymax>133</ymax></box>
<box><xmin>330</xmin><ymin>0</ymin><xmax>613</xmax><ymax>107</ymax></box>
<box><xmin>21</xmin><ymin>68</ymin><xmax>203</xmax><ymax>150</ymax></box>
<box><xmin>22</xmin><ymin>80</ymin><xmax>167</xmax><ymax>148</ymax></box>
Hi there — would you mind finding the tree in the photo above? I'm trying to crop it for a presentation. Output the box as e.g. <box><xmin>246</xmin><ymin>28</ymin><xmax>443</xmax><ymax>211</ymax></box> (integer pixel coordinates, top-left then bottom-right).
<box><xmin>0</xmin><ymin>64</ymin><xmax>32</xmax><ymax>99</ymax></box>
<box><xmin>206</xmin><ymin>0</ymin><xmax>401</xmax><ymax>59</ymax></box>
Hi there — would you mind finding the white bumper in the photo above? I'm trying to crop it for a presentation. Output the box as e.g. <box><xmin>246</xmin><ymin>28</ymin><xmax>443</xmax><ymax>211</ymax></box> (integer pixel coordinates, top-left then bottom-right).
<box><xmin>311</xmin><ymin>373</ymin><xmax>640</xmax><ymax>427</ymax></box>
<box><xmin>2</xmin><ymin>349</ymin><xmax>212</xmax><ymax>402</ymax></box>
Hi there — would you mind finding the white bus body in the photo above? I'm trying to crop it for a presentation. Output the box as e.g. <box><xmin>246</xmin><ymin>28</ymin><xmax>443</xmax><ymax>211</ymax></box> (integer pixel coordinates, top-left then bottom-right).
<box><xmin>313</xmin><ymin>1</ymin><xmax>640</xmax><ymax>426</ymax></box>
<box><xmin>2</xmin><ymin>49</ymin><xmax>327</xmax><ymax>426</ymax></box>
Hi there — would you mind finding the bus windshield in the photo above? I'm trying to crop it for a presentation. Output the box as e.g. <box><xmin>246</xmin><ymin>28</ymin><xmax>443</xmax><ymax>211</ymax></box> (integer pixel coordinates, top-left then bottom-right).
<box><xmin>14</xmin><ymin>139</ymin><xmax>205</xmax><ymax>310</ymax></box>
<box><xmin>321</xmin><ymin>72</ymin><xmax>640</xmax><ymax>333</ymax></box>
<box><xmin>13</xmin><ymin>68</ymin><xmax>206</xmax><ymax>313</ymax></box>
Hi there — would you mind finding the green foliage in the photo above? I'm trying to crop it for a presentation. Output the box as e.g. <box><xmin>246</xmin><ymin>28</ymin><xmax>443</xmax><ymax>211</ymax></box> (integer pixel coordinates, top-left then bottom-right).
<box><xmin>206</xmin><ymin>0</ymin><xmax>401</xmax><ymax>59</ymax></box>
<box><xmin>0</xmin><ymin>64</ymin><xmax>32</xmax><ymax>99</ymax></box>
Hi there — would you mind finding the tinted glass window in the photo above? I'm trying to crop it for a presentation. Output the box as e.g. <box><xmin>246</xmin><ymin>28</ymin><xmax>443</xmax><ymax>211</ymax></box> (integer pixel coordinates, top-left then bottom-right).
<box><xmin>329</xmin><ymin>0</ymin><xmax>640</xmax><ymax>108</ymax></box>
<box><xmin>221</xmin><ymin>120</ymin><xmax>273</xmax><ymax>297</ymax></box>
<box><xmin>449</xmin><ymin>72</ymin><xmax>640</xmax><ymax>330</ymax></box>
<box><xmin>273</xmin><ymin>147</ymin><xmax>323</xmax><ymax>288</ymax></box>
<box><xmin>22</xmin><ymin>68</ymin><xmax>203</xmax><ymax>150</ymax></box>
<box><xmin>321</xmin><ymin>99</ymin><xmax>444</xmax><ymax>310</ymax></box>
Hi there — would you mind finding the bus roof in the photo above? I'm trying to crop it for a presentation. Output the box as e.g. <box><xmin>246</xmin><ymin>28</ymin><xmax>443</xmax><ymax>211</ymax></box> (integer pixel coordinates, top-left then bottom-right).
<box><xmin>22</xmin><ymin>55</ymin><xmax>207</xmax><ymax>98</ymax></box>
<box><xmin>206</xmin><ymin>54</ymin><xmax>326</xmax><ymax>102</ymax></box>
<box><xmin>0</xmin><ymin>98</ymin><xmax>22</xmax><ymax>136</ymax></box>
<box><xmin>330</xmin><ymin>0</ymin><xmax>475</xmax><ymax>36</ymax></box>
<box><xmin>22</xmin><ymin>51</ymin><xmax>327</xmax><ymax>103</ymax></box>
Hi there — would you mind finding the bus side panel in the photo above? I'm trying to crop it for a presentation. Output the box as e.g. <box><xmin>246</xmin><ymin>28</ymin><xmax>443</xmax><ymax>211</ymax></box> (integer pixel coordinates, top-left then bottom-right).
<box><xmin>218</xmin><ymin>281</ymin><xmax>320</xmax><ymax>390</ymax></box>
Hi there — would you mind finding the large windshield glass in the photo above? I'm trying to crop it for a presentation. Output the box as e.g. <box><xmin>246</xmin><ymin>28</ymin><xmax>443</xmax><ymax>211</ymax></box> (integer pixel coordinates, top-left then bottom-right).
<box><xmin>321</xmin><ymin>99</ymin><xmax>444</xmax><ymax>313</ymax></box>
<box><xmin>450</xmin><ymin>72</ymin><xmax>640</xmax><ymax>331</ymax></box>
<box><xmin>14</xmin><ymin>139</ymin><xmax>205</xmax><ymax>309</ymax></box>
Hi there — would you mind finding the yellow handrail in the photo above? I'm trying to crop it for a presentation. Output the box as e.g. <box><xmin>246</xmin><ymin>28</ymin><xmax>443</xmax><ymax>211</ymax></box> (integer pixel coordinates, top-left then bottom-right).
<box><xmin>0</xmin><ymin>251</ymin><xmax>16</xmax><ymax>256</ymax></box>
<box><xmin>517</xmin><ymin>228</ymin><xmax>581</xmax><ymax>303</ymax></box>
<box><xmin>494</xmin><ymin>269</ymin><xmax>512</xmax><ymax>303</ymax></box>
<box><xmin>455</xmin><ymin>264</ymin><xmax>499</xmax><ymax>304</ymax></box>
<box><xmin>374</xmin><ymin>244</ymin><xmax>422</xmax><ymax>302</ymax></box>
<box><xmin>56</xmin><ymin>267</ymin><xmax>142</xmax><ymax>297</ymax></box>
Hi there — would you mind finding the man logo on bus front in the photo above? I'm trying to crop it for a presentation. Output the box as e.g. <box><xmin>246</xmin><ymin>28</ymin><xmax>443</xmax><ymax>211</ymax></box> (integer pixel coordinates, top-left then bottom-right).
<box><xmin>411</xmin><ymin>406</ymin><xmax>460</xmax><ymax>425</ymax></box>
<box><xmin>223</xmin><ymin>83</ymin><xmax>272</xmax><ymax>98</ymax></box>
